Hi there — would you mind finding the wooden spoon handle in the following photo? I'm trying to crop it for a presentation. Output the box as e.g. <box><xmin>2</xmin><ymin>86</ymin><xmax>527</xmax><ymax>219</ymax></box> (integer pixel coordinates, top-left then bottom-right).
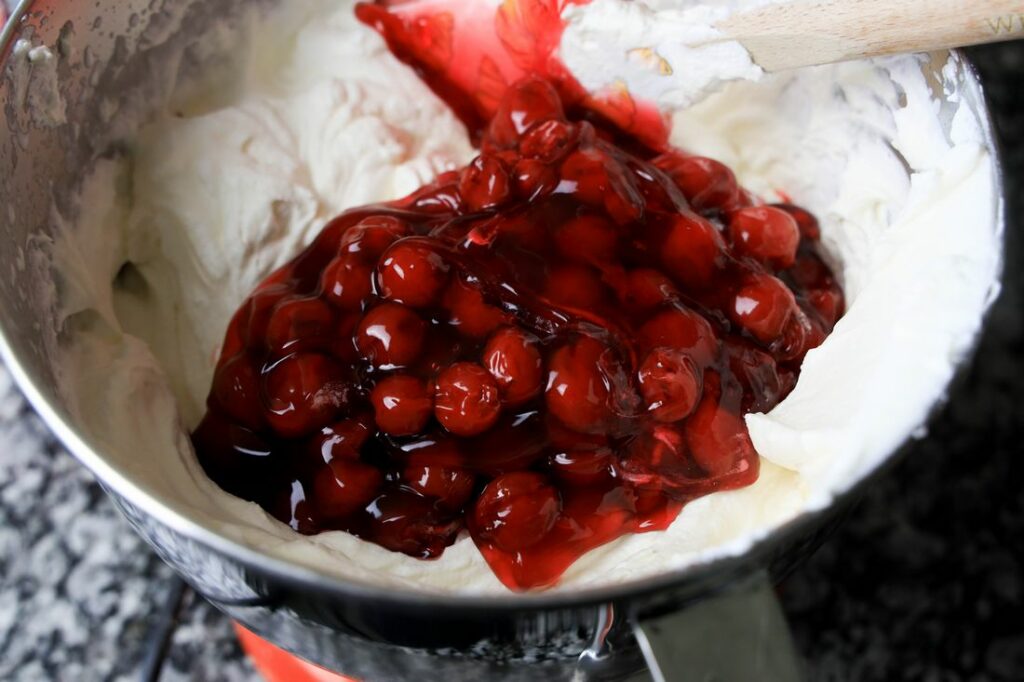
<box><xmin>718</xmin><ymin>0</ymin><xmax>1024</xmax><ymax>72</ymax></box>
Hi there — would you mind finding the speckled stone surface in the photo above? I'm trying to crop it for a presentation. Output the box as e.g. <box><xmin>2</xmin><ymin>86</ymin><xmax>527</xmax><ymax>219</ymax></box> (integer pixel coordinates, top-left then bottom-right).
<box><xmin>0</xmin><ymin>365</ymin><xmax>257</xmax><ymax>681</ymax></box>
<box><xmin>0</xmin><ymin>18</ymin><xmax>1021</xmax><ymax>681</ymax></box>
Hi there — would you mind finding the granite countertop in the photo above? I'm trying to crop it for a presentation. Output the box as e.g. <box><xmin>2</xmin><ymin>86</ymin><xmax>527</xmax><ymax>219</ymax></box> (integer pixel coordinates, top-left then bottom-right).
<box><xmin>0</xmin><ymin>27</ymin><xmax>1022</xmax><ymax>682</ymax></box>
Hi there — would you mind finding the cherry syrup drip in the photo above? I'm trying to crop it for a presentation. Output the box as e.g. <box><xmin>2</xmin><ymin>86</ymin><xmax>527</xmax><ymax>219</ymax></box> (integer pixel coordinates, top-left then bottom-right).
<box><xmin>192</xmin><ymin>7</ymin><xmax>845</xmax><ymax>591</ymax></box>
<box><xmin>354</xmin><ymin>0</ymin><xmax>670</xmax><ymax>149</ymax></box>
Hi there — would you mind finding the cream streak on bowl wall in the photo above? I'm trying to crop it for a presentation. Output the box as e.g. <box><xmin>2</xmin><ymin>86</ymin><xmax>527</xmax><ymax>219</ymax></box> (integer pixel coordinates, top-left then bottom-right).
<box><xmin>43</xmin><ymin>0</ymin><xmax>1002</xmax><ymax>593</ymax></box>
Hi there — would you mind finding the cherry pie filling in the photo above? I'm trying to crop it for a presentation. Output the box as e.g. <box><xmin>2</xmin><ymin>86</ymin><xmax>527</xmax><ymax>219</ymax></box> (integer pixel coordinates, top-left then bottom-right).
<box><xmin>192</xmin><ymin>9</ymin><xmax>844</xmax><ymax>591</ymax></box>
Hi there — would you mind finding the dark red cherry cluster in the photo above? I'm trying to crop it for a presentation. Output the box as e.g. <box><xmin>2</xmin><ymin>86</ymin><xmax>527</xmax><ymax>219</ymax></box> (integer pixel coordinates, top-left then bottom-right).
<box><xmin>192</xmin><ymin>77</ymin><xmax>844</xmax><ymax>591</ymax></box>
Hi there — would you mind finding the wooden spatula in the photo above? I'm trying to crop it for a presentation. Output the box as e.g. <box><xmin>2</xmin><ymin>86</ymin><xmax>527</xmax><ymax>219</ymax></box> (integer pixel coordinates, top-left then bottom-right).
<box><xmin>716</xmin><ymin>0</ymin><xmax>1023</xmax><ymax>72</ymax></box>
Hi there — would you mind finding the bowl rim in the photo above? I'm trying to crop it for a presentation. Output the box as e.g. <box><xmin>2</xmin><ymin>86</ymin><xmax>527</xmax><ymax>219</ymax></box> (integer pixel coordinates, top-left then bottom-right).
<box><xmin>0</xmin><ymin>0</ymin><xmax>1007</xmax><ymax>612</ymax></box>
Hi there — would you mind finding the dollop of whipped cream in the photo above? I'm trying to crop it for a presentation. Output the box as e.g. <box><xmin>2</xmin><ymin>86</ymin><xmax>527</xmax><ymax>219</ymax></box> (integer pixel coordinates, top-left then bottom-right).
<box><xmin>560</xmin><ymin>0</ymin><xmax>767</xmax><ymax>110</ymax></box>
<box><xmin>48</xmin><ymin>0</ymin><xmax>1001</xmax><ymax>593</ymax></box>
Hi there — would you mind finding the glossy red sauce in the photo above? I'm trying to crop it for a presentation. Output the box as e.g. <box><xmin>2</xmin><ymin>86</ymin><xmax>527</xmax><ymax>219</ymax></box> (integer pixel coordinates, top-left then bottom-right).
<box><xmin>191</xmin><ymin>3</ymin><xmax>844</xmax><ymax>591</ymax></box>
<box><xmin>354</xmin><ymin>0</ymin><xmax>670</xmax><ymax>149</ymax></box>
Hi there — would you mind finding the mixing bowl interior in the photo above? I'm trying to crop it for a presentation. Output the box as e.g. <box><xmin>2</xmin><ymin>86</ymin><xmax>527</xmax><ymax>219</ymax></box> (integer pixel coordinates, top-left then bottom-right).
<box><xmin>0</xmin><ymin>0</ymin><xmax>1004</xmax><ymax>610</ymax></box>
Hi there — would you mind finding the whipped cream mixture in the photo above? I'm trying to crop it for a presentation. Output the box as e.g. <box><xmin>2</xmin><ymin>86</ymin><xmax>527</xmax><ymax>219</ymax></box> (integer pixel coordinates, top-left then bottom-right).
<box><xmin>48</xmin><ymin>0</ymin><xmax>1001</xmax><ymax>593</ymax></box>
<box><xmin>561</xmin><ymin>0</ymin><xmax>767</xmax><ymax>110</ymax></box>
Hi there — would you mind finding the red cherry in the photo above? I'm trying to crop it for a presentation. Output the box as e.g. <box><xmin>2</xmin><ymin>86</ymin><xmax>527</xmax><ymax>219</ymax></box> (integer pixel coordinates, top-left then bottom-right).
<box><xmin>619</xmin><ymin>423</ymin><xmax>697</xmax><ymax>493</ymax></box>
<box><xmin>629</xmin><ymin>484</ymin><xmax>676</xmax><ymax>522</ymax></box>
<box><xmin>192</xmin><ymin>413</ymin><xmax>278</xmax><ymax>501</ymax></box>
<box><xmin>631</xmin><ymin>160</ymin><xmax>690</xmax><ymax>214</ymax></box>
<box><xmin>321</xmin><ymin>255</ymin><xmax>374</xmax><ymax>311</ymax></box>
<box><xmin>331</xmin><ymin>313</ymin><xmax>361</xmax><ymax>365</ymax></box>
<box><xmin>776</xmin><ymin>203</ymin><xmax>821</xmax><ymax>240</ymax></box>
<box><xmin>263</xmin><ymin>353</ymin><xmax>351</xmax><ymax>438</ymax></box>
<box><xmin>546</xmin><ymin>336</ymin><xmax>634</xmax><ymax>434</ymax></box>
<box><xmin>544</xmin><ymin>264</ymin><xmax>608</xmax><ymax>310</ymax></box>
<box><xmin>482</xmin><ymin>327</ymin><xmax>543</xmax><ymax>406</ymax></box>
<box><xmin>789</xmin><ymin>252</ymin><xmax>834</xmax><ymax>290</ymax></box>
<box><xmin>808</xmin><ymin>287</ymin><xmax>844</xmax><ymax>328</ymax></box>
<box><xmin>559</xmin><ymin>148</ymin><xmax>610</xmax><ymax>206</ymax></box>
<box><xmin>309</xmin><ymin>414</ymin><xmax>373</xmax><ymax>465</ymax></box>
<box><xmin>408</xmin><ymin>178</ymin><xmax>463</xmax><ymax>214</ymax></box>
<box><xmin>637</xmin><ymin>307</ymin><xmax>719</xmax><ymax>367</ymax></box>
<box><xmin>254</xmin><ymin>265</ymin><xmax>295</xmax><ymax>292</ymax></box>
<box><xmin>431</xmin><ymin>170</ymin><xmax>461</xmax><ymax>186</ymax></box>
<box><xmin>557</xmin><ymin>131</ymin><xmax>644</xmax><ymax>221</ymax></box>
<box><xmin>377</xmin><ymin>240</ymin><xmax>451</xmax><ymax>308</ymax></box>
<box><xmin>684</xmin><ymin>373</ymin><xmax>757</xmax><ymax>478</ymax></box>
<box><xmin>730</xmin><ymin>273</ymin><xmax>797</xmax><ymax>343</ymax></box>
<box><xmin>412</xmin><ymin>324</ymin><xmax>463</xmax><ymax>377</ymax></box>
<box><xmin>512</xmin><ymin>158</ymin><xmax>558</xmax><ymax>199</ymax></box>
<box><xmin>602</xmin><ymin>161</ymin><xmax>646</xmax><ymax>225</ymax></box>
<box><xmin>638</xmin><ymin>348</ymin><xmax>703</xmax><ymax>423</ymax></box>
<box><xmin>549</xmin><ymin>449</ymin><xmax>615</xmax><ymax>487</ymax></box>
<box><xmin>802</xmin><ymin>315</ymin><xmax>828</xmax><ymax>355</ymax></box>
<box><xmin>370</xmin><ymin>375</ymin><xmax>434</xmax><ymax>436</ymax></box>
<box><xmin>776</xmin><ymin>307</ymin><xmax>823</xmax><ymax>363</ymax></box>
<box><xmin>264</xmin><ymin>297</ymin><xmax>336</xmax><ymax>354</ymax></box>
<box><xmin>242</xmin><ymin>284</ymin><xmax>291</xmax><ymax>350</ymax></box>
<box><xmin>553</xmin><ymin>215</ymin><xmax>618</xmax><ymax>267</ymax></box>
<box><xmin>434</xmin><ymin>363</ymin><xmax>502</xmax><ymax>437</ymax></box>
<box><xmin>723</xmin><ymin>339</ymin><xmax>786</xmax><ymax>413</ymax></box>
<box><xmin>356</xmin><ymin>303</ymin><xmax>427</xmax><ymax>367</ymax></box>
<box><xmin>621</xmin><ymin>268</ymin><xmax>679</xmax><ymax>312</ymax></box>
<box><xmin>313</xmin><ymin>459</ymin><xmax>383</xmax><ymax>520</ymax></box>
<box><xmin>471</xmin><ymin>472</ymin><xmax>561</xmax><ymax>552</ymax></box>
<box><xmin>211</xmin><ymin>354</ymin><xmax>264</xmax><ymax>430</ymax></box>
<box><xmin>403</xmin><ymin>434</ymin><xmax>465</xmax><ymax>469</ymax></box>
<box><xmin>340</xmin><ymin>215</ymin><xmax>410</xmax><ymax>258</ymax></box>
<box><xmin>462</xmin><ymin>411</ymin><xmax>549</xmax><ymax>474</ymax></box>
<box><xmin>441</xmin><ymin>275</ymin><xmax>509</xmax><ymax>339</ymax></box>
<box><xmin>488</xmin><ymin>77</ymin><xmax>565</xmax><ymax>147</ymax></box>
<box><xmin>492</xmin><ymin>149</ymin><xmax>520</xmax><ymax>168</ymax></box>
<box><xmin>519</xmin><ymin>119</ymin><xmax>576</xmax><ymax>163</ymax></box>
<box><xmin>402</xmin><ymin>464</ymin><xmax>476</xmax><ymax>510</ymax></box>
<box><xmin>271</xmin><ymin>480</ymin><xmax>319</xmax><ymax>535</ymax></box>
<box><xmin>363</xmin><ymin>489</ymin><xmax>461</xmax><ymax>559</ymax></box>
<box><xmin>460</xmin><ymin>154</ymin><xmax>511</xmax><ymax>212</ymax></box>
<box><xmin>728</xmin><ymin>206</ymin><xmax>801</xmax><ymax>269</ymax></box>
<box><xmin>654</xmin><ymin>154</ymin><xmax>742</xmax><ymax>212</ymax></box>
<box><xmin>494</xmin><ymin>151</ymin><xmax>522</xmax><ymax>171</ymax></box>
<box><xmin>219</xmin><ymin>307</ymin><xmax>249</xmax><ymax>363</ymax></box>
<box><xmin>660</xmin><ymin>213</ymin><xmax>724</xmax><ymax>290</ymax></box>
<box><xmin>545</xmin><ymin>413</ymin><xmax>611</xmax><ymax>452</ymax></box>
<box><xmin>495</xmin><ymin>213</ymin><xmax>551</xmax><ymax>253</ymax></box>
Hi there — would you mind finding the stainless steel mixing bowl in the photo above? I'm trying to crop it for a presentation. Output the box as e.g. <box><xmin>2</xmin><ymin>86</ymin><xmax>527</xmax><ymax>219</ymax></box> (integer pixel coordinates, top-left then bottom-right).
<box><xmin>0</xmin><ymin>1</ymin><xmax>1004</xmax><ymax>679</ymax></box>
